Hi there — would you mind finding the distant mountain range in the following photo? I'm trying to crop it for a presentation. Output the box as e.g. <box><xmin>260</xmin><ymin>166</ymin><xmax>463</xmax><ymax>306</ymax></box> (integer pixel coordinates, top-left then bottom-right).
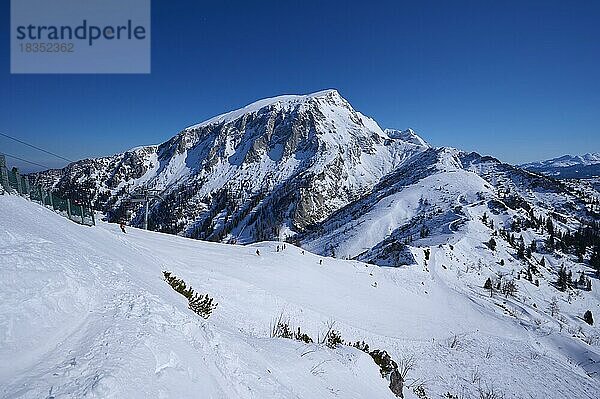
<box><xmin>520</xmin><ymin>153</ymin><xmax>600</xmax><ymax>178</ymax></box>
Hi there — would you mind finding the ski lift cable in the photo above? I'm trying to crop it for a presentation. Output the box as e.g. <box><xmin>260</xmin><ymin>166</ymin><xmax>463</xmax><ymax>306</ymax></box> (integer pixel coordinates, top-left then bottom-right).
<box><xmin>0</xmin><ymin>152</ymin><xmax>52</xmax><ymax>169</ymax></box>
<box><xmin>0</xmin><ymin>132</ymin><xmax>74</xmax><ymax>163</ymax></box>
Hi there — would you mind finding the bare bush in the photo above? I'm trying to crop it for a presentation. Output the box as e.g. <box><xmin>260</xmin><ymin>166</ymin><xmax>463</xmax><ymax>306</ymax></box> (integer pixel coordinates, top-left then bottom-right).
<box><xmin>446</xmin><ymin>332</ymin><xmax>466</xmax><ymax>350</ymax></box>
<box><xmin>269</xmin><ymin>312</ymin><xmax>313</xmax><ymax>343</ymax></box>
<box><xmin>478</xmin><ymin>384</ymin><xmax>504</xmax><ymax>399</ymax></box>
<box><xmin>485</xmin><ymin>346</ymin><xmax>493</xmax><ymax>359</ymax></box>
<box><xmin>397</xmin><ymin>353</ymin><xmax>416</xmax><ymax>380</ymax></box>
<box><xmin>318</xmin><ymin>320</ymin><xmax>343</xmax><ymax>348</ymax></box>
<box><xmin>582</xmin><ymin>334</ymin><xmax>599</xmax><ymax>346</ymax></box>
<box><xmin>270</xmin><ymin>312</ymin><xmax>293</xmax><ymax>338</ymax></box>
<box><xmin>470</xmin><ymin>366</ymin><xmax>481</xmax><ymax>385</ymax></box>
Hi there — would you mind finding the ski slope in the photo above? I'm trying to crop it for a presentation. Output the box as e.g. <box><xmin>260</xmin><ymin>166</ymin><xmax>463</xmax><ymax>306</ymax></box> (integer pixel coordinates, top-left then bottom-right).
<box><xmin>1</xmin><ymin>195</ymin><xmax>599</xmax><ymax>398</ymax></box>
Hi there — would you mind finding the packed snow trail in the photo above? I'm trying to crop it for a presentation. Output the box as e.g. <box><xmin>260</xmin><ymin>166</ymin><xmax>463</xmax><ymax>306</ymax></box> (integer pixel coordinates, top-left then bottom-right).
<box><xmin>1</xmin><ymin>195</ymin><xmax>599</xmax><ymax>398</ymax></box>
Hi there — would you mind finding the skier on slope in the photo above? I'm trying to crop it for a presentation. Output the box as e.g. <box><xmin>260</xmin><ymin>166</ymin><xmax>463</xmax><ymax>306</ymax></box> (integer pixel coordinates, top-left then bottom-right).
<box><xmin>119</xmin><ymin>222</ymin><xmax>127</xmax><ymax>234</ymax></box>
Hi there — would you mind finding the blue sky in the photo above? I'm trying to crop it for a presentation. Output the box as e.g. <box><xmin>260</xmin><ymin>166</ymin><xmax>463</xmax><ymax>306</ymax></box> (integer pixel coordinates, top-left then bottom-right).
<box><xmin>1</xmin><ymin>0</ymin><xmax>599</xmax><ymax>171</ymax></box>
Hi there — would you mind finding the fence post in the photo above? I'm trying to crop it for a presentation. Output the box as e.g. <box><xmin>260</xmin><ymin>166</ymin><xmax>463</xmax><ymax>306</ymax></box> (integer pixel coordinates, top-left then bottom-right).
<box><xmin>13</xmin><ymin>168</ymin><xmax>23</xmax><ymax>195</ymax></box>
<box><xmin>22</xmin><ymin>176</ymin><xmax>30</xmax><ymax>196</ymax></box>
<box><xmin>0</xmin><ymin>155</ymin><xmax>10</xmax><ymax>193</ymax></box>
<box><xmin>66</xmin><ymin>198</ymin><xmax>72</xmax><ymax>219</ymax></box>
<box><xmin>90</xmin><ymin>204</ymin><xmax>95</xmax><ymax>226</ymax></box>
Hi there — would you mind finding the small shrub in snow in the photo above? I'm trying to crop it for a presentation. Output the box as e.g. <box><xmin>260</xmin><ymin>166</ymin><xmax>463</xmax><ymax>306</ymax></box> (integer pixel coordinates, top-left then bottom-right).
<box><xmin>188</xmin><ymin>292</ymin><xmax>218</xmax><ymax>319</ymax></box>
<box><xmin>269</xmin><ymin>313</ymin><xmax>313</xmax><ymax>343</ymax></box>
<box><xmin>318</xmin><ymin>320</ymin><xmax>344</xmax><ymax>348</ymax></box>
<box><xmin>446</xmin><ymin>333</ymin><xmax>465</xmax><ymax>350</ymax></box>
<box><xmin>325</xmin><ymin>329</ymin><xmax>343</xmax><ymax>348</ymax></box>
<box><xmin>270</xmin><ymin>313</ymin><xmax>293</xmax><ymax>339</ymax></box>
<box><xmin>294</xmin><ymin>327</ymin><xmax>313</xmax><ymax>343</ymax></box>
<box><xmin>163</xmin><ymin>271</ymin><xmax>217</xmax><ymax>319</ymax></box>
<box><xmin>584</xmin><ymin>310</ymin><xmax>594</xmax><ymax>325</ymax></box>
<box><xmin>501</xmin><ymin>280</ymin><xmax>517</xmax><ymax>297</ymax></box>
<box><xmin>582</xmin><ymin>334</ymin><xmax>598</xmax><ymax>345</ymax></box>
<box><xmin>478</xmin><ymin>384</ymin><xmax>505</xmax><ymax>399</ymax></box>
<box><xmin>413</xmin><ymin>385</ymin><xmax>429</xmax><ymax>399</ymax></box>
<box><xmin>444</xmin><ymin>392</ymin><xmax>468</xmax><ymax>399</ymax></box>
<box><xmin>352</xmin><ymin>340</ymin><xmax>370</xmax><ymax>352</ymax></box>
<box><xmin>485</xmin><ymin>345</ymin><xmax>493</xmax><ymax>359</ymax></box>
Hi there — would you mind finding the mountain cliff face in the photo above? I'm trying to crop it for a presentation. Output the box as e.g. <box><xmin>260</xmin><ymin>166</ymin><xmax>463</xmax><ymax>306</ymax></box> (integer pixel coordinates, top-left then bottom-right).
<box><xmin>31</xmin><ymin>90</ymin><xmax>429</xmax><ymax>242</ymax></box>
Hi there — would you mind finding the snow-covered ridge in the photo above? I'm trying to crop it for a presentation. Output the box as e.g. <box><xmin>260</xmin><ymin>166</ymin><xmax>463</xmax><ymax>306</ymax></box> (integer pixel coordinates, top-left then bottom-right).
<box><xmin>521</xmin><ymin>153</ymin><xmax>600</xmax><ymax>169</ymax></box>
<box><xmin>186</xmin><ymin>89</ymin><xmax>343</xmax><ymax>130</ymax></box>
<box><xmin>384</xmin><ymin>128</ymin><xmax>430</xmax><ymax>148</ymax></box>
<box><xmin>520</xmin><ymin>153</ymin><xmax>600</xmax><ymax>179</ymax></box>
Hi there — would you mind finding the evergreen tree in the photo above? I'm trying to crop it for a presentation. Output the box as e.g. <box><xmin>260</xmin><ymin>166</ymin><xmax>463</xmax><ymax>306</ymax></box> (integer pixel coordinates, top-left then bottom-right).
<box><xmin>484</xmin><ymin>277</ymin><xmax>492</xmax><ymax>289</ymax></box>
<box><xmin>578</xmin><ymin>272</ymin><xmax>586</xmax><ymax>287</ymax></box>
<box><xmin>546</xmin><ymin>234</ymin><xmax>555</xmax><ymax>251</ymax></box>
<box><xmin>590</xmin><ymin>244</ymin><xmax>600</xmax><ymax>277</ymax></box>
<box><xmin>501</xmin><ymin>280</ymin><xmax>518</xmax><ymax>297</ymax></box>
<box><xmin>556</xmin><ymin>266</ymin><xmax>568</xmax><ymax>291</ymax></box>
<box><xmin>530</xmin><ymin>240</ymin><xmax>537</xmax><ymax>253</ymax></box>
<box><xmin>584</xmin><ymin>310</ymin><xmax>594</xmax><ymax>325</ymax></box>
<box><xmin>484</xmin><ymin>277</ymin><xmax>494</xmax><ymax>297</ymax></box>
<box><xmin>549</xmin><ymin>296</ymin><xmax>560</xmax><ymax>317</ymax></box>
<box><xmin>517</xmin><ymin>240</ymin><xmax>525</xmax><ymax>259</ymax></box>
<box><xmin>487</xmin><ymin>237</ymin><xmax>496</xmax><ymax>251</ymax></box>
<box><xmin>546</xmin><ymin>218</ymin><xmax>554</xmax><ymax>236</ymax></box>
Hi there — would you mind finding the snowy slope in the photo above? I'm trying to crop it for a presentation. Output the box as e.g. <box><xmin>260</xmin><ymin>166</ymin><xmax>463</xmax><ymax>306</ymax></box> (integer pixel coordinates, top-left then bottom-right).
<box><xmin>0</xmin><ymin>195</ymin><xmax>393</xmax><ymax>399</ymax></box>
<box><xmin>1</xmin><ymin>195</ymin><xmax>599</xmax><ymax>398</ymax></box>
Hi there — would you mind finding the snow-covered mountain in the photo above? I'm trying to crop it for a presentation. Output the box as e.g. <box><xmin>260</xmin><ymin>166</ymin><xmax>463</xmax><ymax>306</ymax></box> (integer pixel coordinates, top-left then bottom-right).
<box><xmin>32</xmin><ymin>90</ymin><xmax>429</xmax><ymax>243</ymax></box>
<box><xmin>521</xmin><ymin>153</ymin><xmax>600</xmax><ymax>178</ymax></box>
<box><xmin>30</xmin><ymin>90</ymin><xmax>599</xmax><ymax>268</ymax></box>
